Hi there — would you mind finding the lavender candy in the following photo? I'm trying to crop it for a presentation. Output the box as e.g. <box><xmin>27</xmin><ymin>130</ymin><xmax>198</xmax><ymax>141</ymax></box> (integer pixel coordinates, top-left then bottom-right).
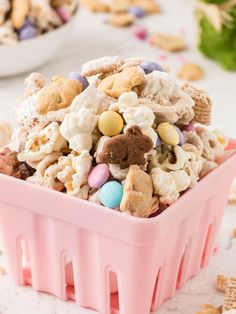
<box><xmin>19</xmin><ymin>24</ymin><xmax>37</xmax><ymax>41</ymax></box>
<box><xmin>69</xmin><ymin>72</ymin><xmax>89</xmax><ymax>90</ymax></box>
<box><xmin>140</xmin><ymin>61</ymin><xmax>164</xmax><ymax>74</ymax></box>
<box><xmin>129</xmin><ymin>6</ymin><xmax>146</xmax><ymax>18</ymax></box>
<box><xmin>174</xmin><ymin>126</ymin><xmax>185</xmax><ymax>145</ymax></box>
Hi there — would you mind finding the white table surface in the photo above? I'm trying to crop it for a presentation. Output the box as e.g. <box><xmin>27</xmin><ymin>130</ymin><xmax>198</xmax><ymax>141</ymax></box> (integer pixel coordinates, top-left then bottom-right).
<box><xmin>0</xmin><ymin>0</ymin><xmax>236</xmax><ymax>313</ymax></box>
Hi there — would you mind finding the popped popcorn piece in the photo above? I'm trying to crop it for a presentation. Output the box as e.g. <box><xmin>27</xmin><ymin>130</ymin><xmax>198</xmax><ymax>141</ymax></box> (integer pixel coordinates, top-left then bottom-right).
<box><xmin>123</xmin><ymin>105</ymin><xmax>155</xmax><ymax>129</ymax></box>
<box><xmin>81</xmin><ymin>56</ymin><xmax>122</xmax><ymax>77</ymax></box>
<box><xmin>183</xmin><ymin>131</ymin><xmax>204</xmax><ymax>156</ymax></box>
<box><xmin>9</xmin><ymin>128</ymin><xmax>28</xmax><ymax>153</ymax></box>
<box><xmin>60</xmin><ymin>108</ymin><xmax>98</xmax><ymax>153</ymax></box>
<box><xmin>16</xmin><ymin>95</ymin><xmax>49</xmax><ymax>131</ymax></box>
<box><xmin>24</xmin><ymin>73</ymin><xmax>46</xmax><ymax>98</ymax></box>
<box><xmin>199</xmin><ymin>159</ymin><xmax>218</xmax><ymax>178</ymax></box>
<box><xmin>150</xmin><ymin>167</ymin><xmax>179</xmax><ymax>206</ymax></box>
<box><xmin>18</xmin><ymin>122</ymin><xmax>67</xmax><ymax>162</ymax></box>
<box><xmin>162</xmin><ymin>146</ymin><xmax>189</xmax><ymax>171</ymax></box>
<box><xmin>109</xmin><ymin>163</ymin><xmax>129</xmax><ymax>181</ymax></box>
<box><xmin>169</xmin><ymin>169</ymin><xmax>191</xmax><ymax>192</ymax></box>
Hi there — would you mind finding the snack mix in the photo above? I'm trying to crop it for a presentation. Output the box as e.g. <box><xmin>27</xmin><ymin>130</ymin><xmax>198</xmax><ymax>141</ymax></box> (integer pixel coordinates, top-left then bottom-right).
<box><xmin>0</xmin><ymin>56</ymin><xmax>230</xmax><ymax>218</ymax></box>
<box><xmin>0</xmin><ymin>0</ymin><xmax>78</xmax><ymax>45</ymax></box>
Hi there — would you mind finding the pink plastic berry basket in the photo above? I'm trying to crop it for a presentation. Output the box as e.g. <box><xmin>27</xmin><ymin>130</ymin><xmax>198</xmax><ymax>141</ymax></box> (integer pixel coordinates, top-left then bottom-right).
<box><xmin>0</xmin><ymin>153</ymin><xmax>236</xmax><ymax>314</ymax></box>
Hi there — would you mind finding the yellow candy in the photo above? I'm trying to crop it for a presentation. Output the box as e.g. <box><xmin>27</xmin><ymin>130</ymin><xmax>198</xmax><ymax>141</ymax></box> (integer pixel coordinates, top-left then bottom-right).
<box><xmin>157</xmin><ymin>122</ymin><xmax>179</xmax><ymax>146</ymax></box>
<box><xmin>98</xmin><ymin>111</ymin><xmax>123</xmax><ymax>136</ymax></box>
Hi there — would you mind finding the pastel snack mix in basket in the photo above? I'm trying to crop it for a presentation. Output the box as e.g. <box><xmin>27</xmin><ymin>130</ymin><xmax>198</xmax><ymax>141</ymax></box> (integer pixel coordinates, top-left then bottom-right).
<box><xmin>0</xmin><ymin>0</ymin><xmax>78</xmax><ymax>45</ymax></box>
<box><xmin>0</xmin><ymin>56</ymin><xmax>236</xmax><ymax>314</ymax></box>
<box><xmin>196</xmin><ymin>0</ymin><xmax>236</xmax><ymax>70</ymax></box>
<box><xmin>0</xmin><ymin>56</ymin><xmax>230</xmax><ymax>218</ymax></box>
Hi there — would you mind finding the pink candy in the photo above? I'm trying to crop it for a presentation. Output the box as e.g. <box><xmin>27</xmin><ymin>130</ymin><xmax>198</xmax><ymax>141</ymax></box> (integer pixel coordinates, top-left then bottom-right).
<box><xmin>57</xmin><ymin>7</ymin><xmax>71</xmax><ymax>22</ymax></box>
<box><xmin>132</xmin><ymin>25</ymin><xmax>148</xmax><ymax>40</ymax></box>
<box><xmin>183</xmin><ymin>122</ymin><xmax>196</xmax><ymax>132</ymax></box>
<box><xmin>88</xmin><ymin>164</ymin><xmax>110</xmax><ymax>189</ymax></box>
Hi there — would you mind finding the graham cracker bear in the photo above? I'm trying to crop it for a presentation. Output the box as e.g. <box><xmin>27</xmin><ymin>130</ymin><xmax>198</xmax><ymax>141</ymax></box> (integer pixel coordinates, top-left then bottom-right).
<box><xmin>97</xmin><ymin>66</ymin><xmax>145</xmax><ymax>98</ymax></box>
<box><xmin>36</xmin><ymin>76</ymin><xmax>83</xmax><ymax>115</ymax></box>
<box><xmin>98</xmin><ymin>125</ymin><xmax>153</xmax><ymax>169</ymax></box>
<box><xmin>120</xmin><ymin>165</ymin><xmax>158</xmax><ymax>218</ymax></box>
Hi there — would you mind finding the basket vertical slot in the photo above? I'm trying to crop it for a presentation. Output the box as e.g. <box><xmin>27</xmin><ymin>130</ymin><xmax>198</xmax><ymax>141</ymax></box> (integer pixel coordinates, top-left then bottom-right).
<box><xmin>201</xmin><ymin>220</ymin><xmax>216</xmax><ymax>267</ymax></box>
<box><xmin>176</xmin><ymin>240</ymin><xmax>192</xmax><ymax>290</ymax></box>
<box><xmin>151</xmin><ymin>266</ymin><xmax>165</xmax><ymax>311</ymax></box>
<box><xmin>109</xmin><ymin>270</ymin><xmax>120</xmax><ymax>314</ymax></box>
<box><xmin>63</xmin><ymin>252</ymin><xmax>76</xmax><ymax>301</ymax></box>
<box><xmin>19</xmin><ymin>237</ymin><xmax>32</xmax><ymax>286</ymax></box>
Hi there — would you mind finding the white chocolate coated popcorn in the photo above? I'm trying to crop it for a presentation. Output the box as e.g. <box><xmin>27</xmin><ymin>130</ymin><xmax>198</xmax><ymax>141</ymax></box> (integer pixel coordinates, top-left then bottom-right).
<box><xmin>60</xmin><ymin>108</ymin><xmax>98</xmax><ymax>153</ymax></box>
<box><xmin>123</xmin><ymin>105</ymin><xmax>155</xmax><ymax>129</ymax></box>
<box><xmin>18</xmin><ymin>122</ymin><xmax>67</xmax><ymax>162</ymax></box>
<box><xmin>81</xmin><ymin>56</ymin><xmax>122</xmax><ymax>77</ymax></box>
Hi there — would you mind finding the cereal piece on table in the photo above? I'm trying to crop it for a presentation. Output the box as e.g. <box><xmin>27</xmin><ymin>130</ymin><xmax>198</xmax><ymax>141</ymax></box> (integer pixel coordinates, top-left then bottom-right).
<box><xmin>98</xmin><ymin>125</ymin><xmax>153</xmax><ymax>169</ymax></box>
<box><xmin>195</xmin><ymin>304</ymin><xmax>222</xmax><ymax>314</ymax></box>
<box><xmin>11</xmin><ymin>0</ymin><xmax>30</xmax><ymax>29</ymax></box>
<box><xmin>97</xmin><ymin>66</ymin><xmax>145</xmax><ymax>98</ymax></box>
<box><xmin>81</xmin><ymin>56</ymin><xmax>122</xmax><ymax>77</ymax></box>
<box><xmin>133</xmin><ymin>0</ymin><xmax>161</xmax><ymax>14</ymax></box>
<box><xmin>108</xmin><ymin>13</ymin><xmax>135</xmax><ymax>27</ymax></box>
<box><xmin>151</xmin><ymin>33</ymin><xmax>186</xmax><ymax>52</ymax></box>
<box><xmin>0</xmin><ymin>122</ymin><xmax>12</xmax><ymax>148</ymax></box>
<box><xmin>120</xmin><ymin>165</ymin><xmax>158</xmax><ymax>218</ymax></box>
<box><xmin>233</xmin><ymin>228</ymin><xmax>236</xmax><ymax>238</ymax></box>
<box><xmin>223</xmin><ymin>279</ymin><xmax>236</xmax><ymax>312</ymax></box>
<box><xmin>36</xmin><ymin>76</ymin><xmax>83</xmax><ymax>115</ymax></box>
<box><xmin>177</xmin><ymin>62</ymin><xmax>204</xmax><ymax>81</ymax></box>
<box><xmin>216</xmin><ymin>275</ymin><xmax>229</xmax><ymax>292</ymax></box>
<box><xmin>182</xmin><ymin>83</ymin><xmax>212</xmax><ymax>125</ymax></box>
<box><xmin>109</xmin><ymin>0</ymin><xmax>129</xmax><ymax>13</ymax></box>
<box><xmin>0</xmin><ymin>267</ymin><xmax>6</xmax><ymax>276</ymax></box>
<box><xmin>0</xmin><ymin>147</ymin><xmax>35</xmax><ymax>180</ymax></box>
<box><xmin>80</xmin><ymin>0</ymin><xmax>109</xmax><ymax>12</ymax></box>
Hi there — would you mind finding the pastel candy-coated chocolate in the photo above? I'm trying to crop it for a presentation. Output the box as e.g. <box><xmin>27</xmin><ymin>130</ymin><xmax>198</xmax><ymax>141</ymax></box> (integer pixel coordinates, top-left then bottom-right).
<box><xmin>19</xmin><ymin>24</ymin><xmax>37</xmax><ymax>41</ymax></box>
<box><xmin>132</xmin><ymin>25</ymin><xmax>148</xmax><ymax>40</ymax></box>
<box><xmin>129</xmin><ymin>6</ymin><xmax>146</xmax><ymax>18</ymax></box>
<box><xmin>183</xmin><ymin>122</ymin><xmax>196</xmax><ymax>132</ymax></box>
<box><xmin>88</xmin><ymin>164</ymin><xmax>110</xmax><ymax>189</ymax></box>
<box><xmin>57</xmin><ymin>7</ymin><xmax>71</xmax><ymax>22</ymax></box>
<box><xmin>69</xmin><ymin>71</ymin><xmax>89</xmax><ymax>90</ymax></box>
<box><xmin>140</xmin><ymin>61</ymin><xmax>164</xmax><ymax>74</ymax></box>
<box><xmin>155</xmin><ymin>136</ymin><xmax>161</xmax><ymax>148</ymax></box>
<box><xmin>99</xmin><ymin>181</ymin><xmax>123</xmax><ymax>209</ymax></box>
<box><xmin>157</xmin><ymin>122</ymin><xmax>180</xmax><ymax>146</ymax></box>
<box><xmin>98</xmin><ymin>111</ymin><xmax>123</xmax><ymax>137</ymax></box>
<box><xmin>174</xmin><ymin>126</ymin><xmax>185</xmax><ymax>145</ymax></box>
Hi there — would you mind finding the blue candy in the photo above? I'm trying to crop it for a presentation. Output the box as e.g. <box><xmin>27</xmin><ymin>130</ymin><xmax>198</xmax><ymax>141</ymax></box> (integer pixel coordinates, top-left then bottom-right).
<box><xmin>69</xmin><ymin>71</ymin><xmax>89</xmax><ymax>90</ymax></box>
<box><xmin>140</xmin><ymin>61</ymin><xmax>164</xmax><ymax>74</ymax></box>
<box><xmin>19</xmin><ymin>24</ymin><xmax>37</xmax><ymax>41</ymax></box>
<box><xmin>129</xmin><ymin>6</ymin><xmax>146</xmax><ymax>18</ymax></box>
<box><xmin>99</xmin><ymin>181</ymin><xmax>123</xmax><ymax>209</ymax></box>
